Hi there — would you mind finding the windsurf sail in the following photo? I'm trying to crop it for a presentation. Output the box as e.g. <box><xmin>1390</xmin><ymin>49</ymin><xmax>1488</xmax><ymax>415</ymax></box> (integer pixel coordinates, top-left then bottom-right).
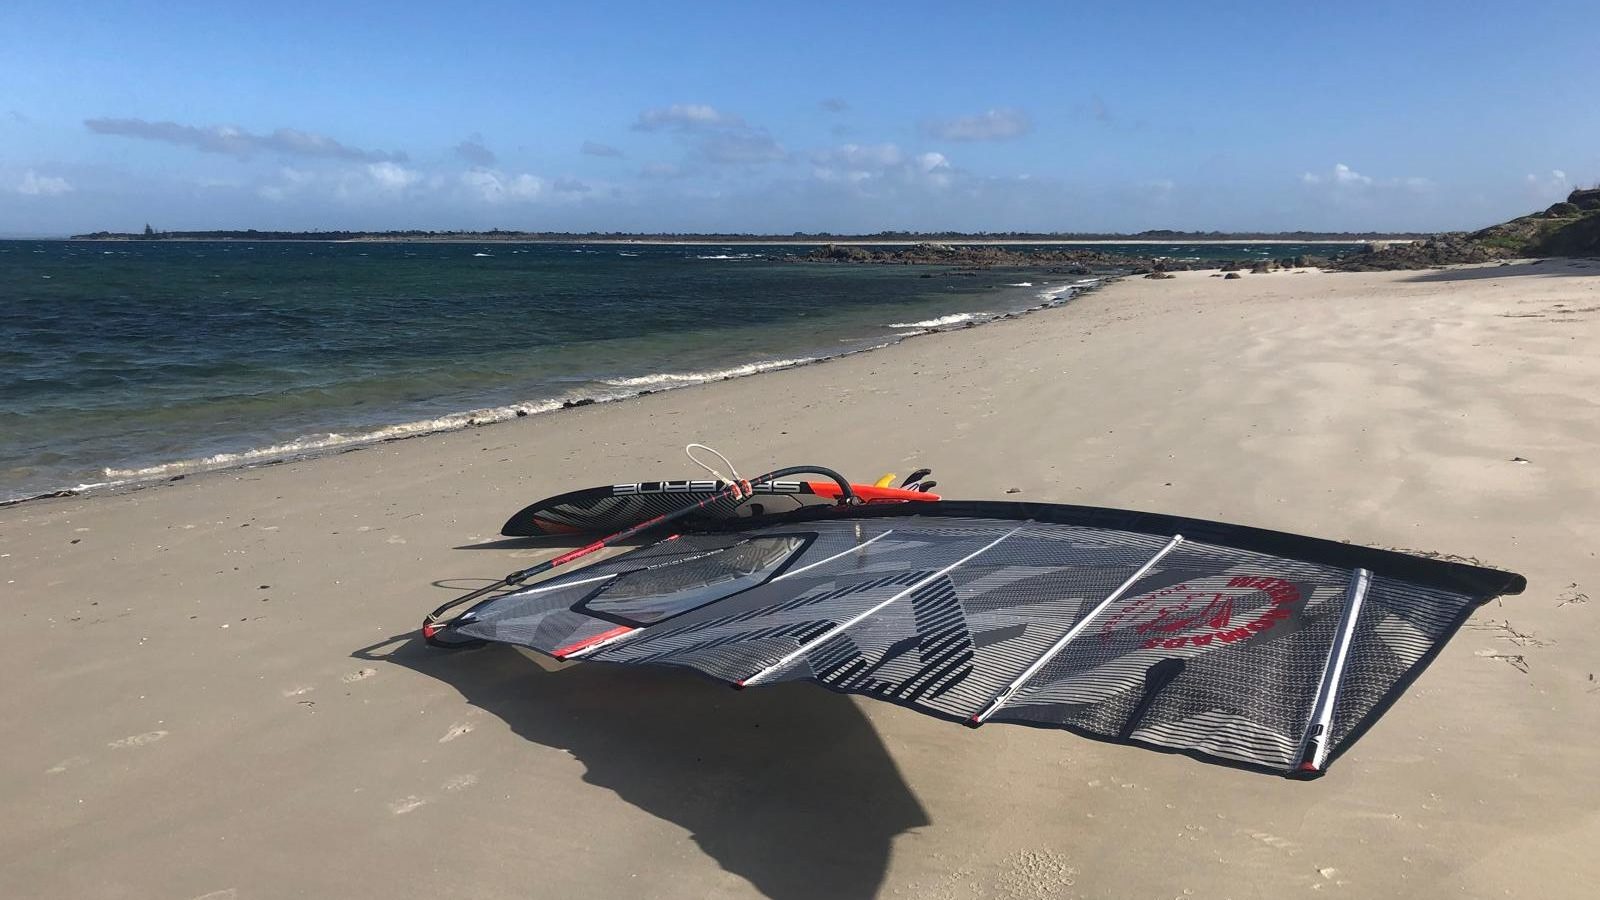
<box><xmin>429</xmin><ymin>500</ymin><xmax>1524</xmax><ymax>777</ymax></box>
<box><xmin>502</xmin><ymin>478</ymin><xmax>938</xmax><ymax>536</ymax></box>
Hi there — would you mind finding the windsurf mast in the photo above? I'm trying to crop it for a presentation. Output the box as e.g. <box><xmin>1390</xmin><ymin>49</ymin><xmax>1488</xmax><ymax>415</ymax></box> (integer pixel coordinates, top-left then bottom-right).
<box><xmin>971</xmin><ymin>534</ymin><xmax>1185</xmax><ymax>724</ymax></box>
<box><xmin>1294</xmin><ymin>567</ymin><xmax>1372</xmax><ymax>774</ymax></box>
<box><xmin>738</xmin><ymin>523</ymin><xmax>1029</xmax><ymax>687</ymax></box>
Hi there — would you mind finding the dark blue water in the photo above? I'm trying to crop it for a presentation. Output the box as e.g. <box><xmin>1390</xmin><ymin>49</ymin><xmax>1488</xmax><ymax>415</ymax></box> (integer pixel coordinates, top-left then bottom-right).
<box><xmin>0</xmin><ymin>239</ymin><xmax>1356</xmax><ymax>500</ymax></box>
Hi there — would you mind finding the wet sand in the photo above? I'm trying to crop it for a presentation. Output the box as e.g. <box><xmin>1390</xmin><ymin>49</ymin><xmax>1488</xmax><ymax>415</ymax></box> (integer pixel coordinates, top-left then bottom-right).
<box><xmin>3</xmin><ymin>260</ymin><xmax>1597</xmax><ymax>899</ymax></box>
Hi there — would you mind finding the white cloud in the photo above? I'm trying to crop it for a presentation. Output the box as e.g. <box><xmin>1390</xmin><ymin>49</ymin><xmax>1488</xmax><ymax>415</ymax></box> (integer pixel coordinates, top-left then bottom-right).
<box><xmin>809</xmin><ymin>143</ymin><xmax>953</xmax><ymax>190</ymax></box>
<box><xmin>256</xmin><ymin>167</ymin><xmax>315</xmax><ymax>201</ymax></box>
<box><xmin>631</xmin><ymin>103</ymin><xmax>784</xmax><ymax>167</ymax></box>
<box><xmin>1526</xmin><ymin>169</ymin><xmax>1571</xmax><ymax>199</ymax></box>
<box><xmin>813</xmin><ymin>143</ymin><xmax>904</xmax><ymax>169</ymax></box>
<box><xmin>633</xmin><ymin>104</ymin><xmax>745</xmax><ymax>132</ymax></box>
<box><xmin>1301</xmin><ymin>163</ymin><xmax>1435</xmax><ymax>197</ymax></box>
<box><xmin>16</xmin><ymin>170</ymin><xmax>72</xmax><ymax>196</ymax></box>
<box><xmin>460</xmin><ymin>169</ymin><xmax>543</xmax><ymax>203</ymax></box>
<box><xmin>819</xmin><ymin>98</ymin><xmax>849</xmax><ymax>113</ymax></box>
<box><xmin>920</xmin><ymin>108</ymin><xmax>1032</xmax><ymax>142</ymax></box>
<box><xmin>85</xmin><ymin>117</ymin><xmax>405</xmax><ymax>162</ymax></box>
<box><xmin>1302</xmin><ymin>163</ymin><xmax>1372</xmax><ymax>186</ymax></box>
<box><xmin>366</xmin><ymin>162</ymin><xmax>421</xmax><ymax>191</ymax></box>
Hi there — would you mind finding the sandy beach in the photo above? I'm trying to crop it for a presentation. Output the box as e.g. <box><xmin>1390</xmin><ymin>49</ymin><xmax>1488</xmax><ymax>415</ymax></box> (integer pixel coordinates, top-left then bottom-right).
<box><xmin>4</xmin><ymin>261</ymin><xmax>1597</xmax><ymax>899</ymax></box>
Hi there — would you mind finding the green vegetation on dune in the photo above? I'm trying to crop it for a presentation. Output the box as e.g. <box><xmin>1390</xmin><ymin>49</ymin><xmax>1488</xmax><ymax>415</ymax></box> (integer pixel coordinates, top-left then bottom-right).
<box><xmin>1332</xmin><ymin>188</ymin><xmax>1600</xmax><ymax>270</ymax></box>
<box><xmin>1470</xmin><ymin>188</ymin><xmax>1600</xmax><ymax>256</ymax></box>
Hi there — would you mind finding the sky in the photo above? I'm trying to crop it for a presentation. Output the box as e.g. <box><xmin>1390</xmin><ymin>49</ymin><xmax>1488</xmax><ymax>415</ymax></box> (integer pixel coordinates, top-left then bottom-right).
<box><xmin>2</xmin><ymin>1</ymin><xmax>1597</xmax><ymax>236</ymax></box>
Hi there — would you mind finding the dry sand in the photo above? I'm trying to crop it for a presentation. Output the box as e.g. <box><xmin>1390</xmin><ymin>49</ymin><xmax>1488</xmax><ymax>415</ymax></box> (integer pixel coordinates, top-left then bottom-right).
<box><xmin>3</xmin><ymin>260</ymin><xmax>1598</xmax><ymax>899</ymax></box>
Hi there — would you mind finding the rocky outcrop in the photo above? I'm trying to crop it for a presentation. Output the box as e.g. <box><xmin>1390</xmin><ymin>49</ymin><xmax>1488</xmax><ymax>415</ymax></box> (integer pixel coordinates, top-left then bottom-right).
<box><xmin>1329</xmin><ymin>188</ymin><xmax>1600</xmax><ymax>270</ymax></box>
<box><xmin>1566</xmin><ymin>188</ymin><xmax>1600</xmax><ymax>212</ymax></box>
<box><xmin>800</xmin><ymin>243</ymin><xmax>1238</xmax><ymax>272</ymax></box>
<box><xmin>1328</xmin><ymin>235</ymin><xmax>1514</xmax><ymax>271</ymax></box>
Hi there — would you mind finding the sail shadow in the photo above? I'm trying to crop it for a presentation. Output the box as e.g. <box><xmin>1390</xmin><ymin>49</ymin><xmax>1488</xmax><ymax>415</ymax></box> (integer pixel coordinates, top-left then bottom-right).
<box><xmin>356</xmin><ymin>635</ymin><xmax>930</xmax><ymax>900</ymax></box>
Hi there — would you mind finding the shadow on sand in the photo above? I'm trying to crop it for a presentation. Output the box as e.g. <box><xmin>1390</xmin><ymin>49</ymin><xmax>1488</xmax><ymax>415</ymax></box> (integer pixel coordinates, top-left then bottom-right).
<box><xmin>1401</xmin><ymin>258</ymin><xmax>1600</xmax><ymax>283</ymax></box>
<box><xmin>355</xmin><ymin>632</ymin><xmax>930</xmax><ymax>900</ymax></box>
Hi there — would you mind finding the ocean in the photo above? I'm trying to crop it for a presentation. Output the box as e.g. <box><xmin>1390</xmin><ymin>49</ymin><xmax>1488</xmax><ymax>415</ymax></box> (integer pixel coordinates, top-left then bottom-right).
<box><xmin>0</xmin><ymin>239</ymin><xmax>1357</xmax><ymax>502</ymax></box>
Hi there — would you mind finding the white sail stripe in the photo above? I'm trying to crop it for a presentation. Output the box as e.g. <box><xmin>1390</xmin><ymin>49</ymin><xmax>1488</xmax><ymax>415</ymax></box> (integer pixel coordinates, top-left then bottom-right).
<box><xmin>575</xmin><ymin>531</ymin><xmax>896</xmax><ymax>659</ymax></box>
<box><xmin>740</xmin><ymin>524</ymin><xmax>1030</xmax><ymax>687</ymax></box>
<box><xmin>973</xmin><ymin>534</ymin><xmax>1185</xmax><ymax>722</ymax></box>
<box><xmin>773</xmin><ymin>530</ymin><xmax>894</xmax><ymax>581</ymax></box>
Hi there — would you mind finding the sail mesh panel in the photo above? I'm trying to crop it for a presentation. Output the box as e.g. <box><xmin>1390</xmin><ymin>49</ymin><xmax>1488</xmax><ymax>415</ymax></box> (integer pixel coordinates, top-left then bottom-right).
<box><xmin>451</xmin><ymin>510</ymin><xmax>1517</xmax><ymax>775</ymax></box>
<box><xmin>987</xmin><ymin>543</ymin><xmax>1352</xmax><ymax>768</ymax></box>
<box><xmin>1325</xmin><ymin>574</ymin><xmax>1478</xmax><ymax>754</ymax></box>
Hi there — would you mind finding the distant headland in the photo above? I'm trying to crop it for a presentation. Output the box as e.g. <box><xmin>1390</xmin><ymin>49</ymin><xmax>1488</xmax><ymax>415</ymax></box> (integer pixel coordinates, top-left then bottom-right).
<box><xmin>67</xmin><ymin>226</ymin><xmax>1423</xmax><ymax>244</ymax></box>
<box><xmin>62</xmin><ymin>188</ymin><xmax>1600</xmax><ymax>271</ymax></box>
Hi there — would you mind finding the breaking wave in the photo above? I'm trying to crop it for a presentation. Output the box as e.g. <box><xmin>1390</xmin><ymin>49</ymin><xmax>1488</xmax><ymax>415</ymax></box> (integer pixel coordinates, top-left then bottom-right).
<box><xmin>13</xmin><ymin>276</ymin><xmax>1107</xmax><ymax>505</ymax></box>
<box><xmin>96</xmin><ymin>401</ymin><xmax>571</xmax><ymax>484</ymax></box>
<box><xmin>601</xmin><ymin>357</ymin><xmax>817</xmax><ymax>387</ymax></box>
<box><xmin>883</xmin><ymin>312</ymin><xmax>989</xmax><ymax>329</ymax></box>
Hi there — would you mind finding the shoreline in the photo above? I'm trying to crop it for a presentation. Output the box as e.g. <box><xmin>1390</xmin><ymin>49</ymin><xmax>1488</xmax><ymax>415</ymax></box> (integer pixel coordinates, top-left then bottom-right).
<box><xmin>47</xmin><ymin>237</ymin><xmax>1395</xmax><ymax>246</ymax></box>
<box><xmin>1</xmin><ymin>276</ymin><xmax>1105</xmax><ymax>508</ymax></box>
<box><xmin>4</xmin><ymin>262</ymin><xmax>1598</xmax><ymax>898</ymax></box>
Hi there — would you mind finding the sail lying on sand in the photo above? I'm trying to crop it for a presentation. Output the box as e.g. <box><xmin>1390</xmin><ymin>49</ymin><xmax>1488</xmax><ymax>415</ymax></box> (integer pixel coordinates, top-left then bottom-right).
<box><xmin>435</xmin><ymin>501</ymin><xmax>1524</xmax><ymax>777</ymax></box>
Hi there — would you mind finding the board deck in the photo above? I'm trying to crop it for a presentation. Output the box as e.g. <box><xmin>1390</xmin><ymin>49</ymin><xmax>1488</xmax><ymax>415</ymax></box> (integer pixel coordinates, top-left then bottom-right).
<box><xmin>501</xmin><ymin>479</ymin><xmax>938</xmax><ymax>536</ymax></box>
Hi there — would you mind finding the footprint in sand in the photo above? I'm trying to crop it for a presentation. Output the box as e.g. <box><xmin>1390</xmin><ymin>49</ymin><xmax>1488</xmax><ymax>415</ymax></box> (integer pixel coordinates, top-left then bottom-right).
<box><xmin>1237</xmin><ymin>829</ymin><xmax>1300</xmax><ymax>854</ymax></box>
<box><xmin>46</xmin><ymin>755</ymin><xmax>90</xmax><ymax>775</ymax></box>
<box><xmin>282</xmin><ymin>685</ymin><xmax>314</xmax><ymax>697</ymax></box>
<box><xmin>108</xmin><ymin>730</ymin><xmax>168</xmax><ymax>749</ymax></box>
<box><xmin>996</xmin><ymin>849</ymin><xmax>1078</xmax><ymax>898</ymax></box>
<box><xmin>1311</xmin><ymin>865</ymin><xmax>1351</xmax><ymax>890</ymax></box>
<box><xmin>389</xmin><ymin>795</ymin><xmax>426</xmax><ymax>815</ymax></box>
<box><xmin>342</xmin><ymin>668</ymin><xmax>377</xmax><ymax>684</ymax></box>
<box><xmin>439</xmin><ymin>722</ymin><xmax>473</xmax><ymax>743</ymax></box>
<box><xmin>442</xmin><ymin>773</ymin><xmax>478</xmax><ymax>791</ymax></box>
<box><xmin>191</xmin><ymin>891</ymin><xmax>239</xmax><ymax>900</ymax></box>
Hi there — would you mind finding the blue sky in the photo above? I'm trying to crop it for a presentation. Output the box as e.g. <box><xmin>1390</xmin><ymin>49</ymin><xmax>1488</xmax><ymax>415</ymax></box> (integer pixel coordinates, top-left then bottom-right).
<box><xmin>2</xmin><ymin>1</ymin><xmax>1596</xmax><ymax>235</ymax></box>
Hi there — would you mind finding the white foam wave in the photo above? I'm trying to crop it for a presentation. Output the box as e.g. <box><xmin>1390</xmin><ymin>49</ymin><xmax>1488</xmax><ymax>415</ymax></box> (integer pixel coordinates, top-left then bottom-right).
<box><xmin>472</xmin><ymin>252</ymin><xmax>492</xmax><ymax>257</ymax></box>
<box><xmin>601</xmin><ymin>357</ymin><xmax>817</xmax><ymax>388</ymax></box>
<box><xmin>99</xmin><ymin>400</ymin><xmax>567</xmax><ymax>482</ymax></box>
<box><xmin>1006</xmin><ymin>282</ymin><xmax>1034</xmax><ymax>287</ymax></box>
<box><xmin>696</xmin><ymin>254</ymin><xmax>752</xmax><ymax>260</ymax></box>
<box><xmin>883</xmin><ymin>312</ymin><xmax>987</xmax><ymax>329</ymax></box>
<box><xmin>1033</xmin><ymin>279</ymin><xmax>1099</xmax><ymax>305</ymax></box>
<box><xmin>20</xmin><ymin>277</ymin><xmax>1111</xmax><ymax>506</ymax></box>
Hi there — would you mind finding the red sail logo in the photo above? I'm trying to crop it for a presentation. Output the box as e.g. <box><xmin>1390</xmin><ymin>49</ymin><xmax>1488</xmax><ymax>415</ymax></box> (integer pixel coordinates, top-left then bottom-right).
<box><xmin>1101</xmin><ymin>575</ymin><xmax>1303</xmax><ymax>649</ymax></box>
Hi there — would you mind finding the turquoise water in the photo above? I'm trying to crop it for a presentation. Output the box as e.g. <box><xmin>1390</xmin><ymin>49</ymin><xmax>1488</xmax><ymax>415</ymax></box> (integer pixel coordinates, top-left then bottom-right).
<box><xmin>0</xmin><ymin>240</ymin><xmax>1357</xmax><ymax>500</ymax></box>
